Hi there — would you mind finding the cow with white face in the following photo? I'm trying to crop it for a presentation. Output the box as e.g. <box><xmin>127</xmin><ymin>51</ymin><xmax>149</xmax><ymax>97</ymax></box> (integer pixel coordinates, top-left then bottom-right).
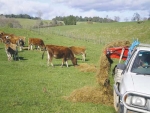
<box><xmin>17</xmin><ymin>39</ymin><xmax>25</xmax><ymax>51</ymax></box>
<box><xmin>4</xmin><ymin>41</ymin><xmax>19</xmax><ymax>61</ymax></box>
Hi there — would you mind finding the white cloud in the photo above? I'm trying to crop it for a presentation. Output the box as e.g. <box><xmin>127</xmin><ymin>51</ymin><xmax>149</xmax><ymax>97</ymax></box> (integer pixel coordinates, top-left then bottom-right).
<box><xmin>0</xmin><ymin>0</ymin><xmax>149</xmax><ymax>22</ymax></box>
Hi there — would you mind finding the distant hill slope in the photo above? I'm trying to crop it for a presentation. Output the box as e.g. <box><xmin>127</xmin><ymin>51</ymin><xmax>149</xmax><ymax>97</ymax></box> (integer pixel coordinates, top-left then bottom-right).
<box><xmin>16</xmin><ymin>18</ymin><xmax>52</xmax><ymax>28</ymax></box>
<box><xmin>45</xmin><ymin>20</ymin><xmax>150</xmax><ymax>44</ymax></box>
<box><xmin>3</xmin><ymin>18</ymin><xmax>150</xmax><ymax>44</ymax></box>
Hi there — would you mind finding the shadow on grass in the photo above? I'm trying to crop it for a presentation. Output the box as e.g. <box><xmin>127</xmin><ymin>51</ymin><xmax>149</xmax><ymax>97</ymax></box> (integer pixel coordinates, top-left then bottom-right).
<box><xmin>19</xmin><ymin>57</ymin><xmax>28</xmax><ymax>60</ymax></box>
<box><xmin>47</xmin><ymin>64</ymin><xmax>76</xmax><ymax>67</ymax></box>
<box><xmin>13</xmin><ymin>57</ymin><xmax>28</xmax><ymax>61</ymax></box>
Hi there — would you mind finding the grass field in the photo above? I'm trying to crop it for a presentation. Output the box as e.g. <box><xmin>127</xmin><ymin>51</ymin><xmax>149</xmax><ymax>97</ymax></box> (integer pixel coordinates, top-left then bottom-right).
<box><xmin>0</xmin><ymin>20</ymin><xmax>150</xmax><ymax>113</ymax></box>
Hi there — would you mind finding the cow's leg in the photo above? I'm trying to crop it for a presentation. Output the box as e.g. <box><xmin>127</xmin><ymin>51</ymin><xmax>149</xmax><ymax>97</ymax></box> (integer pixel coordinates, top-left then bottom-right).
<box><xmin>9</xmin><ymin>54</ymin><xmax>13</xmax><ymax>61</ymax></box>
<box><xmin>13</xmin><ymin>54</ymin><xmax>15</xmax><ymax>61</ymax></box>
<box><xmin>20</xmin><ymin>46</ymin><xmax>23</xmax><ymax>51</ymax></box>
<box><xmin>7</xmin><ymin>54</ymin><xmax>12</xmax><ymax>61</ymax></box>
<box><xmin>12</xmin><ymin>53</ymin><xmax>16</xmax><ymax>61</ymax></box>
<box><xmin>37</xmin><ymin>46</ymin><xmax>41</xmax><ymax>51</ymax></box>
<box><xmin>82</xmin><ymin>54</ymin><xmax>86</xmax><ymax>62</ymax></box>
<box><xmin>65</xmin><ymin>61</ymin><xmax>68</xmax><ymax>67</ymax></box>
<box><xmin>8</xmin><ymin>56</ymin><xmax>11</xmax><ymax>61</ymax></box>
<box><xmin>28</xmin><ymin>44</ymin><xmax>31</xmax><ymax>50</ymax></box>
<box><xmin>50</xmin><ymin>58</ymin><xmax>53</xmax><ymax>67</ymax></box>
<box><xmin>61</xmin><ymin>58</ymin><xmax>65</xmax><ymax>67</ymax></box>
<box><xmin>21</xmin><ymin>46</ymin><xmax>23</xmax><ymax>51</ymax></box>
<box><xmin>47</xmin><ymin>51</ymin><xmax>54</xmax><ymax>66</ymax></box>
<box><xmin>5</xmin><ymin>50</ymin><xmax>11</xmax><ymax>61</ymax></box>
<box><xmin>16</xmin><ymin>51</ymin><xmax>20</xmax><ymax>61</ymax></box>
<box><xmin>62</xmin><ymin>58</ymin><xmax>68</xmax><ymax>67</ymax></box>
<box><xmin>31</xmin><ymin>44</ymin><xmax>33</xmax><ymax>50</ymax></box>
<box><xmin>47</xmin><ymin>51</ymin><xmax>50</xmax><ymax>66</ymax></box>
<box><xmin>35</xmin><ymin>45</ymin><xmax>38</xmax><ymax>50</ymax></box>
<box><xmin>61</xmin><ymin>62</ymin><xmax>64</xmax><ymax>67</ymax></box>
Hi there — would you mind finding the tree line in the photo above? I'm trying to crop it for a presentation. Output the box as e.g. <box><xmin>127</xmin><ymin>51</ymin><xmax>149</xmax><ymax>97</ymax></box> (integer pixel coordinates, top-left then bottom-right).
<box><xmin>0</xmin><ymin>14</ymin><xmax>39</xmax><ymax>20</ymax></box>
<box><xmin>53</xmin><ymin>15</ymin><xmax>116</xmax><ymax>25</ymax></box>
<box><xmin>0</xmin><ymin>13</ymin><xmax>150</xmax><ymax>28</ymax></box>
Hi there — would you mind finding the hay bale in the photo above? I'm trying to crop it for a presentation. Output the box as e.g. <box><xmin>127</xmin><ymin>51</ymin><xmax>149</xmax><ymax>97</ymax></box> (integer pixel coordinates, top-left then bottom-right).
<box><xmin>97</xmin><ymin>40</ymin><xmax>130</xmax><ymax>85</ymax></box>
<box><xmin>64</xmin><ymin>86</ymin><xmax>113</xmax><ymax>106</ymax></box>
<box><xmin>104</xmin><ymin>40</ymin><xmax>130</xmax><ymax>49</ymax></box>
<box><xmin>65</xmin><ymin>40</ymin><xmax>131</xmax><ymax>106</ymax></box>
<box><xmin>96</xmin><ymin>54</ymin><xmax>110</xmax><ymax>86</ymax></box>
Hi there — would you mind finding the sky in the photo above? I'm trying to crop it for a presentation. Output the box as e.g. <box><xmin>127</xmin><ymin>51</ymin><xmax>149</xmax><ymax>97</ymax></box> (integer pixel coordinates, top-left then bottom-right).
<box><xmin>0</xmin><ymin>0</ymin><xmax>150</xmax><ymax>22</ymax></box>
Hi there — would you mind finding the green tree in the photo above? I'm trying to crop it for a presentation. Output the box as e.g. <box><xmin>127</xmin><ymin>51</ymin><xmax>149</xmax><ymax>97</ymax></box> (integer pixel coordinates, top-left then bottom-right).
<box><xmin>63</xmin><ymin>15</ymin><xmax>76</xmax><ymax>25</ymax></box>
<box><xmin>132</xmin><ymin>13</ymin><xmax>140</xmax><ymax>21</ymax></box>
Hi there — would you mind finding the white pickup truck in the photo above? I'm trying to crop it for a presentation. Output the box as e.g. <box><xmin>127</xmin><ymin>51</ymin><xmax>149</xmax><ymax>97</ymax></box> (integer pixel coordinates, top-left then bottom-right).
<box><xmin>113</xmin><ymin>43</ymin><xmax>150</xmax><ymax>113</ymax></box>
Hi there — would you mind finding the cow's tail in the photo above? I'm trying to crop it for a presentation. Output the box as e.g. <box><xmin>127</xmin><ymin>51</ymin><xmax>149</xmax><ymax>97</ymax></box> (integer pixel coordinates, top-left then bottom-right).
<box><xmin>42</xmin><ymin>45</ymin><xmax>47</xmax><ymax>59</ymax></box>
<box><xmin>42</xmin><ymin>49</ymin><xmax>45</xmax><ymax>59</ymax></box>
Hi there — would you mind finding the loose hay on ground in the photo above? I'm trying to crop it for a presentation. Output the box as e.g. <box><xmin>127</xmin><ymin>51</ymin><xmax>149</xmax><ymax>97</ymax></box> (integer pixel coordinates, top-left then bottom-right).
<box><xmin>65</xmin><ymin>40</ymin><xmax>131</xmax><ymax>106</ymax></box>
<box><xmin>76</xmin><ymin>63</ymin><xmax>97</xmax><ymax>73</ymax></box>
<box><xmin>63</xmin><ymin>86</ymin><xmax>113</xmax><ymax>106</ymax></box>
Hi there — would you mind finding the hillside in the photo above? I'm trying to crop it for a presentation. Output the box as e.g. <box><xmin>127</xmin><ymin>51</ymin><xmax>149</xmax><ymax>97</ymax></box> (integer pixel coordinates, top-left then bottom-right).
<box><xmin>47</xmin><ymin>21</ymin><xmax>150</xmax><ymax>44</ymax></box>
<box><xmin>16</xmin><ymin>18</ymin><xmax>150</xmax><ymax>45</ymax></box>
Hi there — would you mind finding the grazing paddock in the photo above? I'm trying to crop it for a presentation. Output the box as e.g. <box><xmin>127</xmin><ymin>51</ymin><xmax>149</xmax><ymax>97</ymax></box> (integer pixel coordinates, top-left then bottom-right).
<box><xmin>0</xmin><ymin>28</ymin><xmax>115</xmax><ymax>113</ymax></box>
<box><xmin>0</xmin><ymin>21</ymin><xmax>150</xmax><ymax>113</ymax></box>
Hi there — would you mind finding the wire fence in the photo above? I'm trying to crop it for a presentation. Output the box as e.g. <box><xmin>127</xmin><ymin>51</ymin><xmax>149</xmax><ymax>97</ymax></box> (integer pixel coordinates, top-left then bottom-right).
<box><xmin>22</xmin><ymin>24</ymin><xmax>150</xmax><ymax>46</ymax></box>
<box><xmin>26</xmin><ymin>26</ymin><xmax>112</xmax><ymax>46</ymax></box>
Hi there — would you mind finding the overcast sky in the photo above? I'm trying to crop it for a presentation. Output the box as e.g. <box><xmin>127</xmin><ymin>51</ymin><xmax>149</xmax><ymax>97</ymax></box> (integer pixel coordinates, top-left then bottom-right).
<box><xmin>0</xmin><ymin>0</ymin><xmax>150</xmax><ymax>22</ymax></box>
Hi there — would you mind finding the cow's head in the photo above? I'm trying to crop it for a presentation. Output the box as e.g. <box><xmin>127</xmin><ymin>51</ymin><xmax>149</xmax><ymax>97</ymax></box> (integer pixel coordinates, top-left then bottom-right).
<box><xmin>72</xmin><ymin>57</ymin><xmax>78</xmax><ymax>66</ymax></box>
<box><xmin>18</xmin><ymin>39</ymin><xmax>25</xmax><ymax>46</ymax></box>
<box><xmin>4</xmin><ymin>39</ymin><xmax>11</xmax><ymax>44</ymax></box>
<box><xmin>6</xmin><ymin>36</ymin><xmax>9</xmax><ymax>39</ymax></box>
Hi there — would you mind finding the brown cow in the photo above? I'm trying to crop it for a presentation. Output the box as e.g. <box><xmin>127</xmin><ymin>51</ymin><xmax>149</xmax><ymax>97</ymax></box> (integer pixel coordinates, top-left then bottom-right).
<box><xmin>69</xmin><ymin>46</ymin><xmax>86</xmax><ymax>62</ymax></box>
<box><xmin>28</xmin><ymin>38</ymin><xmax>45</xmax><ymax>51</ymax></box>
<box><xmin>0</xmin><ymin>32</ymin><xmax>26</xmax><ymax>43</ymax></box>
<box><xmin>42</xmin><ymin>45</ymin><xmax>77</xmax><ymax>67</ymax></box>
<box><xmin>0</xmin><ymin>32</ymin><xmax>26</xmax><ymax>51</ymax></box>
<box><xmin>4</xmin><ymin>38</ymin><xmax>25</xmax><ymax>51</ymax></box>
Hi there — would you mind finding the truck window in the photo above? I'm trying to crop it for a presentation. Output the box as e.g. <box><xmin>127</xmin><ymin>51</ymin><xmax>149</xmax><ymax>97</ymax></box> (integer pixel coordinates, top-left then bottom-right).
<box><xmin>131</xmin><ymin>50</ymin><xmax>150</xmax><ymax>75</ymax></box>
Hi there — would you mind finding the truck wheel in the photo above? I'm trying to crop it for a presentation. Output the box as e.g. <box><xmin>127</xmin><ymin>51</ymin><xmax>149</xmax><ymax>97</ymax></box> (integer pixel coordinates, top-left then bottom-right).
<box><xmin>114</xmin><ymin>83</ymin><xmax>119</xmax><ymax>112</ymax></box>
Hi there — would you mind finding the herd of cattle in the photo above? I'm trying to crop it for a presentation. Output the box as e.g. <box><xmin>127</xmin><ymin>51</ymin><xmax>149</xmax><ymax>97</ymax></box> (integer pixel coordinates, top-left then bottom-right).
<box><xmin>0</xmin><ymin>32</ymin><xmax>86</xmax><ymax>67</ymax></box>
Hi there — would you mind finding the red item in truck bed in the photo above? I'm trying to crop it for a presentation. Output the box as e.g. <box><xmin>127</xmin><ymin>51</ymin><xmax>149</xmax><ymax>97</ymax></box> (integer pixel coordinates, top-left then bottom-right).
<box><xmin>104</xmin><ymin>47</ymin><xmax>129</xmax><ymax>60</ymax></box>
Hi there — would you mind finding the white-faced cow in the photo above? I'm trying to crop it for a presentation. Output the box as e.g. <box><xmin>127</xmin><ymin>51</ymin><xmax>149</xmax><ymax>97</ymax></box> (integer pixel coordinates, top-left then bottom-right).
<box><xmin>5</xmin><ymin>41</ymin><xmax>19</xmax><ymax>61</ymax></box>
<box><xmin>17</xmin><ymin>38</ymin><xmax>25</xmax><ymax>51</ymax></box>
<box><xmin>69</xmin><ymin>46</ymin><xmax>86</xmax><ymax>62</ymax></box>
<box><xmin>28</xmin><ymin>38</ymin><xmax>45</xmax><ymax>51</ymax></box>
<box><xmin>42</xmin><ymin>45</ymin><xmax>77</xmax><ymax>67</ymax></box>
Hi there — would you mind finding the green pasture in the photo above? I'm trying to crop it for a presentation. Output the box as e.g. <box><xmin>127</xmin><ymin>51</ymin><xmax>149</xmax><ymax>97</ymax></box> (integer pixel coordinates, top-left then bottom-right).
<box><xmin>0</xmin><ymin>20</ymin><xmax>150</xmax><ymax>113</ymax></box>
<box><xmin>16</xmin><ymin>18</ymin><xmax>150</xmax><ymax>44</ymax></box>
